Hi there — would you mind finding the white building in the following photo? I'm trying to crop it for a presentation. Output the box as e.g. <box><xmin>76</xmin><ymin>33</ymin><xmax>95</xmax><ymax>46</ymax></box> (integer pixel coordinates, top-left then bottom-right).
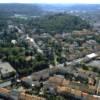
<box><xmin>11</xmin><ymin>40</ymin><xmax>17</xmax><ymax>45</ymax></box>
<box><xmin>86</xmin><ymin>53</ymin><xmax>97</xmax><ymax>59</ymax></box>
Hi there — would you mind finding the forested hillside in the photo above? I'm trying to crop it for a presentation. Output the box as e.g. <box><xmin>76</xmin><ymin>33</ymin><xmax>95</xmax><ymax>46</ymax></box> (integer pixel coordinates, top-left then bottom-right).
<box><xmin>28</xmin><ymin>14</ymin><xmax>91</xmax><ymax>33</ymax></box>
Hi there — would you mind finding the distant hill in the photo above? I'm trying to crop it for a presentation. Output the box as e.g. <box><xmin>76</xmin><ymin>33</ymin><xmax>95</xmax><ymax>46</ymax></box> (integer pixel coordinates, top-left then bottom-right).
<box><xmin>0</xmin><ymin>3</ymin><xmax>43</xmax><ymax>16</ymax></box>
<box><xmin>39</xmin><ymin>4</ymin><xmax>100</xmax><ymax>12</ymax></box>
<box><xmin>0</xmin><ymin>3</ymin><xmax>100</xmax><ymax>16</ymax></box>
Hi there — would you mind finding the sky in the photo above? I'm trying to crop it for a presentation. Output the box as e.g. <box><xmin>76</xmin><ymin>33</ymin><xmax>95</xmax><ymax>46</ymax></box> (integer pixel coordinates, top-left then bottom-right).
<box><xmin>0</xmin><ymin>0</ymin><xmax>100</xmax><ymax>4</ymax></box>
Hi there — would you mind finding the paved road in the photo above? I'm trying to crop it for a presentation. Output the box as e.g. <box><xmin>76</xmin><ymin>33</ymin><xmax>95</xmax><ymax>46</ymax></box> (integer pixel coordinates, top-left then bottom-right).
<box><xmin>0</xmin><ymin>81</ymin><xmax>11</xmax><ymax>88</ymax></box>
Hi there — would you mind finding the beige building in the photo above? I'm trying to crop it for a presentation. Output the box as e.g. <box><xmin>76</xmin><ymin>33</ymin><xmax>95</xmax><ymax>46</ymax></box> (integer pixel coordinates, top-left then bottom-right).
<box><xmin>0</xmin><ymin>62</ymin><xmax>16</xmax><ymax>78</ymax></box>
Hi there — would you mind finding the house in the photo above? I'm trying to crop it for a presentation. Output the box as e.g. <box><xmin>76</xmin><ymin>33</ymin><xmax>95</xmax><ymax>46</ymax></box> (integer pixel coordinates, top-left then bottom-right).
<box><xmin>32</xmin><ymin>69</ymin><xmax>49</xmax><ymax>81</ymax></box>
<box><xmin>0</xmin><ymin>88</ymin><xmax>10</xmax><ymax>94</ymax></box>
<box><xmin>97</xmin><ymin>80</ymin><xmax>100</xmax><ymax>95</ymax></box>
<box><xmin>21</xmin><ymin>76</ymin><xmax>40</xmax><ymax>88</ymax></box>
<box><xmin>19</xmin><ymin>92</ymin><xmax>46</xmax><ymax>100</ymax></box>
<box><xmin>87</xmin><ymin>60</ymin><xmax>100</xmax><ymax>69</ymax></box>
<box><xmin>56</xmin><ymin>86</ymin><xmax>71</xmax><ymax>94</ymax></box>
<box><xmin>0</xmin><ymin>62</ymin><xmax>16</xmax><ymax>78</ymax></box>
<box><xmin>88</xmin><ymin>78</ymin><xmax>95</xmax><ymax>86</ymax></box>
<box><xmin>48</xmin><ymin>75</ymin><xmax>70</xmax><ymax>87</ymax></box>
<box><xmin>43</xmin><ymin>75</ymin><xmax>70</xmax><ymax>95</ymax></box>
<box><xmin>0</xmin><ymin>88</ymin><xmax>46</xmax><ymax>100</ymax></box>
<box><xmin>0</xmin><ymin>88</ymin><xmax>14</xmax><ymax>100</ymax></box>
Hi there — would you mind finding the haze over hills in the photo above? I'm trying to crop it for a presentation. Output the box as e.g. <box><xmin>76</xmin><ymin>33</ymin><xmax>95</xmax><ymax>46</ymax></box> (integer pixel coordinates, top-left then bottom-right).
<box><xmin>0</xmin><ymin>3</ymin><xmax>100</xmax><ymax>15</ymax></box>
<box><xmin>0</xmin><ymin>3</ymin><xmax>43</xmax><ymax>16</ymax></box>
<box><xmin>39</xmin><ymin>4</ymin><xmax>100</xmax><ymax>12</ymax></box>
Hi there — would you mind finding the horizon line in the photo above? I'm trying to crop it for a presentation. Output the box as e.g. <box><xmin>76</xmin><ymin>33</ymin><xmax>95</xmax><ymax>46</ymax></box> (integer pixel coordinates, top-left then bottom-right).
<box><xmin>0</xmin><ymin>2</ymin><xmax>100</xmax><ymax>4</ymax></box>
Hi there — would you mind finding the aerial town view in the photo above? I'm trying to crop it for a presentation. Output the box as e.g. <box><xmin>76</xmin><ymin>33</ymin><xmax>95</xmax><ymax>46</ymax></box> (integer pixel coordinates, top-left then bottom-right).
<box><xmin>0</xmin><ymin>0</ymin><xmax>100</xmax><ymax>100</ymax></box>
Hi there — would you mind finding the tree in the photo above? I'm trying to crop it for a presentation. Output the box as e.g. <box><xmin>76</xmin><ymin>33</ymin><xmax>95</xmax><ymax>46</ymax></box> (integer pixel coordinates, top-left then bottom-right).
<box><xmin>82</xmin><ymin>65</ymin><xmax>89</xmax><ymax>70</ymax></box>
